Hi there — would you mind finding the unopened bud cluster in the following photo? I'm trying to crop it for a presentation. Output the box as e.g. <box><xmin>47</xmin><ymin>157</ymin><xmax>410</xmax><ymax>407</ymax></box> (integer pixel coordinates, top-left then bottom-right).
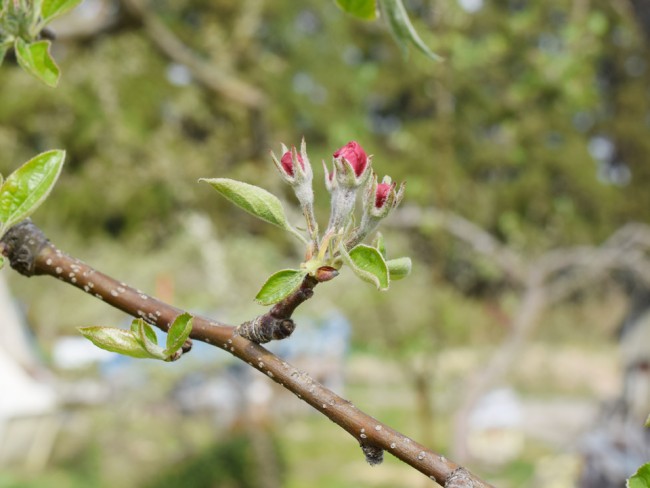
<box><xmin>271</xmin><ymin>139</ymin><xmax>404</xmax><ymax>277</ymax></box>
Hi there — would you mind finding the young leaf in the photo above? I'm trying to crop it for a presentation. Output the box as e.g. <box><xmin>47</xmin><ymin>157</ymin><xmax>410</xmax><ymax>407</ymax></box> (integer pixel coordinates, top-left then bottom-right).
<box><xmin>255</xmin><ymin>269</ymin><xmax>307</xmax><ymax>306</ymax></box>
<box><xmin>165</xmin><ymin>313</ymin><xmax>193</xmax><ymax>356</ymax></box>
<box><xmin>41</xmin><ymin>0</ymin><xmax>82</xmax><ymax>23</ymax></box>
<box><xmin>78</xmin><ymin>326</ymin><xmax>153</xmax><ymax>359</ymax></box>
<box><xmin>200</xmin><ymin>178</ymin><xmax>294</xmax><ymax>231</ymax></box>
<box><xmin>14</xmin><ymin>38</ymin><xmax>61</xmax><ymax>87</ymax></box>
<box><xmin>335</xmin><ymin>0</ymin><xmax>377</xmax><ymax>20</ymax></box>
<box><xmin>628</xmin><ymin>463</ymin><xmax>650</xmax><ymax>488</ymax></box>
<box><xmin>0</xmin><ymin>150</ymin><xmax>65</xmax><ymax>235</ymax></box>
<box><xmin>377</xmin><ymin>0</ymin><xmax>442</xmax><ymax>61</ymax></box>
<box><xmin>340</xmin><ymin>243</ymin><xmax>389</xmax><ymax>290</ymax></box>
<box><xmin>133</xmin><ymin>319</ymin><xmax>165</xmax><ymax>359</ymax></box>
<box><xmin>386</xmin><ymin>256</ymin><xmax>411</xmax><ymax>280</ymax></box>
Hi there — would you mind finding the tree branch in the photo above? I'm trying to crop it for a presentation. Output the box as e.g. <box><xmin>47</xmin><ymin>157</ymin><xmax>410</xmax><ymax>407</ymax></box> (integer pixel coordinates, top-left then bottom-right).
<box><xmin>0</xmin><ymin>221</ymin><xmax>494</xmax><ymax>488</ymax></box>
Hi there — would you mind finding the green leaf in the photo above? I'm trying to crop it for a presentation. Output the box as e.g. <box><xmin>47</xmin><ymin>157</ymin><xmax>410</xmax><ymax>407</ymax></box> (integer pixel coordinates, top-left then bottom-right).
<box><xmin>14</xmin><ymin>38</ymin><xmax>60</xmax><ymax>87</ymax></box>
<box><xmin>0</xmin><ymin>255</ymin><xmax>4</xmax><ymax>270</ymax></box>
<box><xmin>340</xmin><ymin>244</ymin><xmax>389</xmax><ymax>290</ymax></box>
<box><xmin>165</xmin><ymin>313</ymin><xmax>193</xmax><ymax>356</ymax></box>
<box><xmin>255</xmin><ymin>269</ymin><xmax>307</xmax><ymax>306</ymax></box>
<box><xmin>628</xmin><ymin>463</ymin><xmax>650</xmax><ymax>488</ymax></box>
<box><xmin>200</xmin><ymin>178</ymin><xmax>295</xmax><ymax>231</ymax></box>
<box><xmin>335</xmin><ymin>0</ymin><xmax>377</xmax><ymax>20</ymax></box>
<box><xmin>132</xmin><ymin>319</ymin><xmax>165</xmax><ymax>359</ymax></box>
<box><xmin>377</xmin><ymin>0</ymin><xmax>442</xmax><ymax>61</ymax></box>
<box><xmin>0</xmin><ymin>150</ymin><xmax>65</xmax><ymax>235</ymax></box>
<box><xmin>40</xmin><ymin>0</ymin><xmax>82</xmax><ymax>23</ymax></box>
<box><xmin>78</xmin><ymin>326</ymin><xmax>154</xmax><ymax>359</ymax></box>
<box><xmin>386</xmin><ymin>257</ymin><xmax>411</xmax><ymax>280</ymax></box>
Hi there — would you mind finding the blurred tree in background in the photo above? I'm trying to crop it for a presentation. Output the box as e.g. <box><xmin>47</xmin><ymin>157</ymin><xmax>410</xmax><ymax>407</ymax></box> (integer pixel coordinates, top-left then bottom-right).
<box><xmin>2</xmin><ymin>0</ymin><xmax>650</xmax><ymax>486</ymax></box>
<box><xmin>2</xmin><ymin>0</ymin><xmax>649</xmax><ymax>253</ymax></box>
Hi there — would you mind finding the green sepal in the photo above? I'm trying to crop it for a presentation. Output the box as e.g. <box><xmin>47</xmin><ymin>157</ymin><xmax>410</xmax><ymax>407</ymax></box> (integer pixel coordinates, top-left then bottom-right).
<box><xmin>340</xmin><ymin>243</ymin><xmax>389</xmax><ymax>290</ymax></box>
<box><xmin>0</xmin><ymin>255</ymin><xmax>4</xmax><ymax>270</ymax></box>
<box><xmin>164</xmin><ymin>313</ymin><xmax>193</xmax><ymax>357</ymax></box>
<box><xmin>41</xmin><ymin>0</ymin><xmax>82</xmax><ymax>24</ymax></box>
<box><xmin>255</xmin><ymin>269</ymin><xmax>307</xmax><ymax>306</ymax></box>
<box><xmin>78</xmin><ymin>326</ymin><xmax>156</xmax><ymax>359</ymax></box>
<box><xmin>335</xmin><ymin>0</ymin><xmax>377</xmax><ymax>20</ymax></box>
<box><xmin>377</xmin><ymin>0</ymin><xmax>442</xmax><ymax>61</ymax></box>
<box><xmin>386</xmin><ymin>256</ymin><xmax>411</xmax><ymax>280</ymax></box>
<box><xmin>14</xmin><ymin>38</ymin><xmax>60</xmax><ymax>87</ymax></box>
<box><xmin>0</xmin><ymin>149</ymin><xmax>65</xmax><ymax>236</ymax></box>
<box><xmin>628</xmin><ymin>463</ymin><xmax>650</xmax><ymax>488</ymax></box>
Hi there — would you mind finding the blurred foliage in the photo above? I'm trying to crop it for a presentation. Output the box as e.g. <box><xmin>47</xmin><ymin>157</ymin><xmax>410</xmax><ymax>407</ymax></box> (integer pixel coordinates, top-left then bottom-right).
<box><xmin>145</xmin><ymin>431</ymin><xmax>285</xmax><ymax>488</ymax></box>
<box><xmin>0</xmin><ymin>0</ymin><xmax>648</xmax><ymax>253</ymax></box>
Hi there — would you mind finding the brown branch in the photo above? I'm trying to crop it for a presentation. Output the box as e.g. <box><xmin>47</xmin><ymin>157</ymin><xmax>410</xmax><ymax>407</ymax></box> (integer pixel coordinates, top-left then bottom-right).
<box><xmin>0</xmin><ymin>221</ymin><xmax>494</xmax><ymax>488</ymax></box>
<box><xmin>236</xmin><ymin>275</ymin><xmax>318</xmax><ymax>343</ymax></box>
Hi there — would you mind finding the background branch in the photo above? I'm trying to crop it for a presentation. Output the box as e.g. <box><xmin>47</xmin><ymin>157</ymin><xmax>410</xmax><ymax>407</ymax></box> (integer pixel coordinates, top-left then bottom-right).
<box><xmin>392</xmin><ymin>205</ymin><xmax>650</xmax><ymax>462</ymax></box>
<box><xmin>392</xmin><ymin>206</ymin><xmax>527</xmax><ymax>283</ymax></box>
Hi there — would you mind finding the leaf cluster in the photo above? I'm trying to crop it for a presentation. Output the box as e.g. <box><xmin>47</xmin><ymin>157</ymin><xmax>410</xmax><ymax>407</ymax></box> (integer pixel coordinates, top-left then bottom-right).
<box><xmin>78</xmin><ymin>313</ymin><xmax>194</xmax><ymax>362</ymax></box>
<box><xmin>335</xmin><ymin>0</ymin><xmax>441</xmax><ymax>60</ymax></box>
<box><xmin>0</xmin><ymin>0</ymin><xmax>81</xmax><ymax>86</ymax></box>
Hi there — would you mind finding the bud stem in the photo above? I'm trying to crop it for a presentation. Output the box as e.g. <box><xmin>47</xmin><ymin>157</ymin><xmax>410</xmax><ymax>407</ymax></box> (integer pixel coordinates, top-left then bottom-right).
<box><xmin>301</xmin><ymin>200</ymin><xmax>320</xmax><ymax>252</ymax></box>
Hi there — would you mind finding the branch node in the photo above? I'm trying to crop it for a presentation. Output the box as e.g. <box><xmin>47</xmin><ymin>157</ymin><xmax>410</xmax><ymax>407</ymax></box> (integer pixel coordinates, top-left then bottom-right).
<box><xmin>235</xmin><ymin>315</ymin><xmax>296</xmax><ymax>343</ymax></box>
<box><xmin>445</xmin><ymin>467</ymin><xmax>474</xmax><ymax>488</ymax></box>
<box><xmin>360</xmin><ymin>444</ymin><xmax>384</xmax><ymax>466</ymax></box>
<box><xmin>0</xmin><ymin>220</ymin><xmax>50</xmax><ymax>277</ymax></box>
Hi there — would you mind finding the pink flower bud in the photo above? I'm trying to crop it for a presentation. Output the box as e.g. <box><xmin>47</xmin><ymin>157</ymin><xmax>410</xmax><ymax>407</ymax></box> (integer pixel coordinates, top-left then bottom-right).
<box><xmin>375</xmin><ymin>181</ymin><xmax>394</xmax><ymax>209</ymax></box>
<box><xmin>333</xmin><ymin>141</ymin><xmax>368</xmax><ymax>177</ymax></box>
<box><xmin>280</xmin><ymin>148</ymin><xmax>304</xmax><ymax>177</ymax></box>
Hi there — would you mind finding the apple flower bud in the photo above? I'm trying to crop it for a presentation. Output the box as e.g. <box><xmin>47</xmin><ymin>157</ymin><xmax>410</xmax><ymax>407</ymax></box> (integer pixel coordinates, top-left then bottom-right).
<box><xmin>374</xmin><ymin>181</ymin><xmax>392</xmax><ymax>209</ymax></box>
<box><xmin>346</xmin><ymin>172</ymin><xmax>405</xmax><ymax>248</ymax></box>
<box><xmin>366</xmin><ymin>174</ymin><xmax>404</xmax><ymax>219</ymax></box>
<box><xmin>332</xmin><ymin>141</ymin><xmax>372</xmax><ymax>189</ymax></box>
<box><xmin>271</xmin><ymin>138</ymin><xmax>318</xmax><ymax>247</ymax></box>
<box><xmin>325</xmin><ymin>141</ymin><xmax>373</xmax><ymax>233</ymax></box>
<box><xmin>280</xmin><ymin>149</ymin><xmax>304</xmax><ymax>177</ymax></box>
<box><xmin>271</xmin><ymin>140</ymin><xmax>312</xmax><ymax>184</ymax></box>
<box><xmin>334</xmin><ymin>141</ymin><xmax>368</xmax><ymax>176</ymax></box>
